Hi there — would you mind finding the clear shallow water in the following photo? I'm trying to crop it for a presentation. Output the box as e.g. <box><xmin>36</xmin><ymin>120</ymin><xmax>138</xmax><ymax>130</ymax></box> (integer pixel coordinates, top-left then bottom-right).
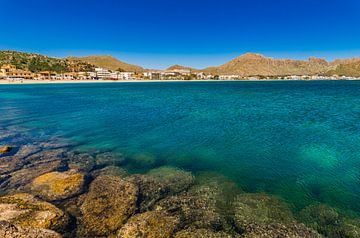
<box><xmin>1</xmin><ymin>81</ymin><xmax>360</xmax><ymax>215</ymax></box>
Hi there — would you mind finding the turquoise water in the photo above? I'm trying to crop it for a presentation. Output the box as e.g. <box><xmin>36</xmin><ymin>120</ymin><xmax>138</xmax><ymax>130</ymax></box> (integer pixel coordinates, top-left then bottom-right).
<box><xmin>1</xmin><ymin>81</ymin><xmax>360</xmax><ymax>215</ymax></box>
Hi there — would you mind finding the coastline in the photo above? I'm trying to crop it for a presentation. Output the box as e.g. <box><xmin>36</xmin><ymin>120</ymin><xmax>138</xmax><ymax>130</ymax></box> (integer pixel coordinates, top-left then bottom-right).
<box><xmin>0</xmin><ymin>78</ymin><xmax>359</xmax><ymax>85</ymax></box>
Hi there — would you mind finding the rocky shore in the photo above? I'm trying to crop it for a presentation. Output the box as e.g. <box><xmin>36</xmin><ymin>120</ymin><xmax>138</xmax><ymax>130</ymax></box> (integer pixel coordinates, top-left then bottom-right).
<box><xmin>1</xmin><ymin>129</ymin><xmax>360</xmax><ymax>237</ymax></box>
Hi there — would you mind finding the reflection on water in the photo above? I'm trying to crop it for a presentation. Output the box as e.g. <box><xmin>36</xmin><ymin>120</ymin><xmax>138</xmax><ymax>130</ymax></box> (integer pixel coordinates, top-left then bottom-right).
<box><xmin>1</xmin><ymin>81</ymin><xmax>360</xmax><ymax>237</ymax></box>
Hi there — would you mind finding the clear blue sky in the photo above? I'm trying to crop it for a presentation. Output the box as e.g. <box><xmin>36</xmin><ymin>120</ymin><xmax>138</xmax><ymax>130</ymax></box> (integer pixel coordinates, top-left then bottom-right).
<box><xmin>1</xmin><ymin>0</ymin><xmax>360</xmax><ymax>69</ymax></box>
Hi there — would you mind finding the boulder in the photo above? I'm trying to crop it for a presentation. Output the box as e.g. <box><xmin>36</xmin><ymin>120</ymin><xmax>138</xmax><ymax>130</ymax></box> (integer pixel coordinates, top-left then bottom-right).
<box><xmin>174</xmin><ymin>228</ymin><xmax>236</xmax><ymax>238</ymax></box>
<box><xmin>66</xmin><ymin>152</ymin><xmax>95</xmax><ymax>173</ymax></box>
<box><xmin>299</xmin><ymin>204</ymin><xmax>360</xmax><ymax>238</ymax></box>
<box><xmin>147</xmin><ymin>166</ymin><xmax>195</xmax><ymax>194</ymax></box>
<box><xmin>115</xmin><ymin>211</ymin><xmax>179</xmax><ymax>238</ymax></box>
<box><xmin>0</xmin><ymin>221</ymin><xmax>62</xmax><ymax>238</ymax></box>
<box><xmin>30</xmin><ymin>170</ymin><xmax>85</xmax><ymax>201</ymax></box>
<box><xmin>78</xmin><ymin>175</ymin><xmax>138</xmax><ymax>237</ymax></box>
<box><xmin>0</xmin><ymin>146</ymin><xmax>13</xmax><ymax>155</ymax></box>
<box><xmin>232</xmin><ymin>193</ymin><xmax>294</xmax><ymax>231</ymax></box>
<box><xmin>95</xmin><ymin>152</ymin><xmax>125</xmax><ymax>167</ymax></box>
<box><xmin>0</xmin><ymin>193</ymin><xmax>69</xmax><ymax>231</ymax></box>
<box><xmin>126</xmin><ymin>174</ymin><xmax>168</xmax><ymax>212</ymax></box>
<box><xmin>90</xmin><ymin>166</ymin><xmax>128</xmax><ymax>178</ymax></box>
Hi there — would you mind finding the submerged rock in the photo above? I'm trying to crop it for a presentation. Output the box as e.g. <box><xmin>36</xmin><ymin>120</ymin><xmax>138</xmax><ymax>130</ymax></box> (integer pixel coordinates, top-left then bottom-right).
<box><xmin>78</xmin><ymin>175</ymin><xmax>138</xmax><ymax>237</ymax></box>
<box><xmin>155</xmin><ymin>183</ymin><xmax>227</xmax><ymax>230</ymax></box>
<box><xmin>232</xmin><ymin>193</ymin><xmax>294</xmax><ymax>231</ymax></box>
<box><xmin>90</xmin><ymin>165</ymin><xmax>128</xmax><ymax>178</ymax></box>
<box><xmin>115</xmin><ymin>211</ymin><xmax>179</xmax><ymax>238</ymax></box>
<box><xmin>147</xmin><ymin>166</ymin><xmax>195</xmax><ymax>194</ymax></box>
<box><xmin>30</xmin><ymin>170</ymin><xmax>85</xmax><ymax>201</ymax></box>
<box><xmin>0</xmin><ymin>221</ymin><xmax>62</xmax><ymax>238</ymax></box>
<box><xmin>174</xmin><ymin>228</ymin><xmax>236</xmax><ymax>238</ymax></box>
<box><xmin>126</xmin><ymin>174</ymin><xmax>168</xmax><ymax>212</ymax></box>
<box><xmin>299</xmin><ymin>204</ymin><xmax>360</xmax><ymax>238</ymax></box>
<box><xmin>95</xmin><ymin>151</ymin><xmax>125</xmax><ymax>167</ymax></box>
<box><xmin>67</xmin><ymin>152</ymin><xmax>95</xmax><ymax>173</ymax></box>
<box><xmin>240</xmin><ymin>223</ymin><xmax>323</xmax><ymax>238</ymax></box>
<box><xmin>0</xmin><ymin>146</ymin><xmax>13</xmax><ymax>155</ymax></box>
<box><xmin>0</xmin><ymin>193</ymin><xmax>69</xmax><ymax>231</ymax></box>
<box><xmin>0</xmin><ymin>158</ymin><xmax>65</xmax><ymax>192</ymax></box>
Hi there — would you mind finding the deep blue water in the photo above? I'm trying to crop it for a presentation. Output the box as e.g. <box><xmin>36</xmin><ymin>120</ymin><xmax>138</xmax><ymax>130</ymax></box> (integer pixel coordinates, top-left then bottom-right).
<box><xmin>1</xmin><ymin>81</ymin><xmax>360</xmax><ymax>214</ymax></box>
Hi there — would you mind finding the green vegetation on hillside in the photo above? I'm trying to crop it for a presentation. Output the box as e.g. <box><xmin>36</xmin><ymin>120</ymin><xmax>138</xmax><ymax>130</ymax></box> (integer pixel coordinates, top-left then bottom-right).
<box><xmin>0</xmin><ymin>51</ymin><xmax>95</xmax><ymax>73</ymax></box>
<box><xmin>325</xmin><ymin>61</ymin><xmax>360</xmax><ymax>77</ymax></box>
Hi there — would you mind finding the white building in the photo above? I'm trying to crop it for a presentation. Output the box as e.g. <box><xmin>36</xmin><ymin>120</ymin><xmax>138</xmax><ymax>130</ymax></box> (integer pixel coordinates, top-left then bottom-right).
<box><xmin>95</xmin><ymin>68</ymin><xmax>111</xmax><ymax>79</ymax></box>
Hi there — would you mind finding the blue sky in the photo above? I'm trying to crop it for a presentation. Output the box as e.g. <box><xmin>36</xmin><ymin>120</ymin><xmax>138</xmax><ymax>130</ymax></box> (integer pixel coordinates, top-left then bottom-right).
<box><xmin>1</xmin><ymin>0</ymin><xmax>360</xmax><ymax>69</ymax></box>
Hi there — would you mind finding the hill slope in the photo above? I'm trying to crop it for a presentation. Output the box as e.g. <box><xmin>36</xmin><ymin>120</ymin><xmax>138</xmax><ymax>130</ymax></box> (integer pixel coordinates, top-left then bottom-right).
<box><xmin>166</xmin><ymin>65</ymin><xmax>197</xmax><ymax>71</ymax></box>
<box><xmin>0</xmin><ymin>51</ymin><xmax>94</xmax><ymax>73</ymax></box>
<box><xmin>69</xmin><ymin>55</ymin><xmax>144</xmax><ymax>72</ymax></box>
<box><xmin>203</xmin><ymin>53</ymin><xmax>330</xmax><ymax>76</ymax></box>
<box><xmin>326</xmin><ymin>60</ymin><xmax>360</xmax><ymax>77</ymax></box>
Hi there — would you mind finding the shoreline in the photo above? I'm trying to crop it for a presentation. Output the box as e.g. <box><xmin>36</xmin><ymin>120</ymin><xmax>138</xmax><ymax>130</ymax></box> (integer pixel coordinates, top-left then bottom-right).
<box><xmin>0</xmin><ymin>78</ymin><xmax>359</xmax><ymax>85</ymax></box>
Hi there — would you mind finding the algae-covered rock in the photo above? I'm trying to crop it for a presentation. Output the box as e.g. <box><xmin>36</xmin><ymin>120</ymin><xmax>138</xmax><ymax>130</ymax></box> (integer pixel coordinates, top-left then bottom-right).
<box><xmin>95</xmin><ymin>151</ymin><xmax>125</xmax><ymax>167</ymax></box>
<box><xmin>115</xmin><ymin>211</ymin><xmax>179</xmax><ymax>238</ymax></box>
<box><xmin>155</xmin><ymin>183</ymin><xmax>227</xmax><ymax>230</ymax></box>
<box><xmin>126</xmin><ymin>174</ymin><xmax>168</xmax><ymax>212</ymax></box>
<box><xmin>241</xmin><ymin>223</ymin><xmax>323</xmax><ymax>238</ymax></box>
<box><xmin>174</xmin><ymin>228</ymin><xmax>236</xmax><ymax>238</ymax></box>
<box><xmin>299</xmin><ymin>204</ymin><xmax>360</xmax><ymax>238</ymax></box>
<box><xmin>67</xmin><ymin>152</ymin><xmax>95</xmax><ymax>172</ymax></box>
<box><xmin>0</xmin><ymin>193</ymin><xmax>68</xmax><ymax>231</ymax></box>
<box><xmin>147</xmin><ymin>166</ymin><xmax>195</xmax><ymax>194</ymax></box>
<box><xmin>30</xmin><ymin>170</ymin><xmax>85</xmax><ymax>201</ymax></box>
<box><xmin>0</xmin><ymin>220</ymin><xmax>62</xmax><ymax>238</ymax></box>
<box><xmin>78</xmin><ymin>175</ymin><xmax>138</xmax><ymax>237</ymax></box>
<box><xmin>0</xmin><ymin>146</ymin><xmax>13</xmax><ymax>155</ymax></box>
<box><xmin>232</xmin><ymin>193</ymin><xmax>294</xmax><ymax>231</ymax></box>
<box><xmin>90</xmin><ymin>166</ymin><xmax>128</xmax><ymax>178</ymax></box>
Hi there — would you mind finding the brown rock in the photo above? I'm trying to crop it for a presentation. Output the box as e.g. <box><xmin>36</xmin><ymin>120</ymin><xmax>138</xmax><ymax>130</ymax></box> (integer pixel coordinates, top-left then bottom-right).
<box><xmin>115</xmin><ymin>211</ymin><xmax>179</xmax><ymax>238</ymax></box>
<box><xmin>0</xmin><ymin>146</ymin><xmax>13</xmax><ymax>155</ymax></box>
<box><xmin>0</xmin><ymin>193</ymin><xmax>69</xmax><ymax>231</ymax></box>
<box><xmin>78</xmin><ymin>175</ymin><xmax>138</xmax><ymax>237</ymax></box>
<box><xmin>174</xmin><ymin>228</ymin><xmax>236</xmax><ymax>238</ymax></box>
<box><xmin>30</xmin><ymin>170</ymin><xmax>85</xmax><ymax>201</ymax></box>
<box><xmin>0</xmin><ymin>221</ymin><xmax>62</xmax><ymax>238</ymax></box>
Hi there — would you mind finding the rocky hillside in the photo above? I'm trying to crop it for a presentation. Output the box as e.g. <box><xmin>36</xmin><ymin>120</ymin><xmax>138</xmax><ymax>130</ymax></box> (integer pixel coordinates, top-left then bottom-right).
<box><xmin>69</xmin><ymin>55</ymin><xmax>144</xmax><ymax>73</ymax></box>
<box><xmin>203</xmin><ymin>53</ymin><xmax>331</xmax><ymax>76</ymax></box>
<box><xmin>166</xmin><ymin>65</ymin><xmax>197</xmax><ymax>71</ymax></box>
<box><xmin>326</xmin><ymin>59</ymin><xmax>360</xmax><ymax>77</ymax></box>
<box><xmin>0</xmin><ymin>51</ymin><xmax>94</xmax><ymax>73</ymax></box>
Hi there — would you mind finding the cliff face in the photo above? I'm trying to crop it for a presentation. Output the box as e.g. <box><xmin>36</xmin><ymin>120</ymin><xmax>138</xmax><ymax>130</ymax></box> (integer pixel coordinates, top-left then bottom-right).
<box><xmin>203</xmin><ymin>53</ymin><xmax>330</xmax><ymax>76</ymax></box>
<box><xmin>326</xmin><ymin>60</ymin><xmax>360</xmax><ymax>77</ymax></box>
<box><xmin>68</xmin><ymin>56</ymin><xmax>144</xmax><ymax>73</ymax></box>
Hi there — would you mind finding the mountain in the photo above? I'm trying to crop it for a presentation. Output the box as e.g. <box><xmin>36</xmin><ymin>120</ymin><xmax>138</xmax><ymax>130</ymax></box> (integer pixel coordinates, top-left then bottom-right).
<box><xmin>203</xmin><ymin>53</ymin><xmax>331</xmax><ymax>76</ymax></box>
<box><xmin>166</xmin><ymin>65</ymin><xmax>197</xmax><ymax>71</ymax></box>
<box><xmin>68</xmin><ymin>55</ymin><xmax>144</xmax><ymax>73</ymax></box>
<box><xmin>326</xmin><ymin>59</ymin><xmax>360</xmax><ymax>77</ymax></box>
<box><xmin>0</xmin><ymin>50</ymin><xmax>94</xmax><ymax>73</ymax></box>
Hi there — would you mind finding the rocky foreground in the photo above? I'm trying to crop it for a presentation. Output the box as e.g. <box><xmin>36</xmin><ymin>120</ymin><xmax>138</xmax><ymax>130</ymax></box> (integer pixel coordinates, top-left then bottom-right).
<box><xmin>1</xmin><ymin>135</ymin><xmax>360</xmax><ymax>237</ymax></box>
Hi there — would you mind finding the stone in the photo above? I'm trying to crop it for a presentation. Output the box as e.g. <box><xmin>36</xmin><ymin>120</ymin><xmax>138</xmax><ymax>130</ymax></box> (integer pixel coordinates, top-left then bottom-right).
<box><xmin>30</xmin><ymin>170</ymin><xmax>85</xmax><ymax>201</ymax></box>
<box><xmin>174</xmin><ymin>228</ymin><xmax>236</xmax><ymax>238</ymax></box>
<box><xmin>78</xmin><ymin>175</ymin><xmax>138</xmax><ymax>237</ymax></box>
<box><xmin>115</xmin><ymin>211</ymin><xmax>179</xmax><ymax>238</ymax></box>
<box><xmin>90</xmin><ymin>166</ymin><xmax>128</xmax><ymax>178</ymax></box>
<box><xmin>232</xmin><ymin>193</ymin><xmax>294</xmax><ymax>231</ymax></box>
<box><xmin>0</xmin><ymin>159</ymin><xmax>65</xmax><ymax>192</ymax></box>
<box><xmin>0</xmin><ymin>146</ymin><xmax>13</xmax><ymax>155</ymax></box>
<box><xmin>299</xmin><ymin>204</ymin><xmax>360</xmax><ymax>238</ymax></box>
<box><xmin>0</xmin><ymin>221</ymin><xmax>62</xmax><ymax>238</ymax></box>
<box><xmin>147</xmin><ymin>166</ymin><xmax>195</xmax><ymax>194</ymax></box>
<box><xmin>95</xmin><ymin>151</ymin><xmax>125</xmax><ymax>167</ymax></box>
<box><xmin>155</xmin><ymin>183</ymin><xmax>227</xmax><ymax>230</ymax></box>
<box><xmin>240</xmin><ymin>223</ymin><xmax>323</xmax><ymax>238</ymax></box>
<box><xmin>126</xmin><ymin>174</ymin><xmax>168</xmax><ymax>212</ymax></box>
<box><xmin>0</xmin><ymin>193</ymin><xmax>69</xmax><ymax>231</ymax></box>
<box><xmin>66</xmin><ymin>152</ymin><xmax>95</xmax><ymax>173</ymax></box>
